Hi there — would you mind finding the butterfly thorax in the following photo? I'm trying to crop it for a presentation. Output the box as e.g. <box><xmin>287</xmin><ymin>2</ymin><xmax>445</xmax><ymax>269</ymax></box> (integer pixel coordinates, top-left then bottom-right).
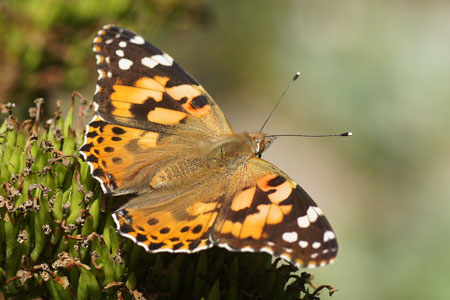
<box><xmin>205</xmin><ymin>132</ymin><xmax>274</xmax><ymax>169</ymax></box>
<box><xmin>149</xmin><ymin>133</ymin><xmax>272</xmax><ymax>190</ymax></box>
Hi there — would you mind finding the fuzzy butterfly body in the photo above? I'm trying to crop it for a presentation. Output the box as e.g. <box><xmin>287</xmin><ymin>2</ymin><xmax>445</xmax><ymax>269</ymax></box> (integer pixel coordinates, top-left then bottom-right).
<box><xmin>80</xmin><ymin>25</ymin><xmax>338</xmax><ymax>268</ymax></box>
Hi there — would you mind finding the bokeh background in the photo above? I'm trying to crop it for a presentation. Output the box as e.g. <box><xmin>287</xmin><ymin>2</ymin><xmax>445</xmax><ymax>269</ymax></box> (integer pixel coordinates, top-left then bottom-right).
<box><xmin>1</xmin><ymin>1</ymin><xmax>449</xmax><ymax>299</ymax></box>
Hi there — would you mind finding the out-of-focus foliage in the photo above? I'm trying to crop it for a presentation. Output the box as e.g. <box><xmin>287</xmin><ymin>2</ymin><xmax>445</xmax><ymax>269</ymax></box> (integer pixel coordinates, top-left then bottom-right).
<box><xmin>0</xmin><ymin>0</ymin><xmax>211</xmax><ymax>119</ymax></box>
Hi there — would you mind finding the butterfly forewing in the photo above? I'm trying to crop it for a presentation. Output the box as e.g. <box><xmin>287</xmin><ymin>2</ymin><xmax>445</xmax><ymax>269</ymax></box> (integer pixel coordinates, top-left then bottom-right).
<box><xmin>80</xmin><ymin>24</ymin><xmax>339</xmax><ymax>269</ymax></box>
<box><xmin>92</xmin><ymin>25</ymin><xmax>232</xmax><ymax>135</ymax></box>
<box><xmin>81</xmin><ymin>25</ymin><xmax>232</xmax><ymax>193</ymax></box>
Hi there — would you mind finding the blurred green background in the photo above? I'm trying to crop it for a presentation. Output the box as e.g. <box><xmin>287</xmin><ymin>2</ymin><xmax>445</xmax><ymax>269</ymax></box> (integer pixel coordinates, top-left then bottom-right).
<box><xmin>1</xmin><ymin>0</ymin><xmax>449</xmax><ymax>299</ymax></box>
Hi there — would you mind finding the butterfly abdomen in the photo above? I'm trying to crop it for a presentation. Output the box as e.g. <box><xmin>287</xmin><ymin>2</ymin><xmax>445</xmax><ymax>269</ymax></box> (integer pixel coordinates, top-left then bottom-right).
<box><xmin>149</xmin><ymin>157</ymin><xmax>207</xmax><ymax>189</ymax></box>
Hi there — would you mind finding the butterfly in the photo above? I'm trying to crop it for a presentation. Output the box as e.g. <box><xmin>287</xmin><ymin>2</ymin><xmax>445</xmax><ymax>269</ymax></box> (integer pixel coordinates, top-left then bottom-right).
<box><xmin>80</xmin><ymin>25</ymin><xmax>338</xmax><ymax>268</ymax></box>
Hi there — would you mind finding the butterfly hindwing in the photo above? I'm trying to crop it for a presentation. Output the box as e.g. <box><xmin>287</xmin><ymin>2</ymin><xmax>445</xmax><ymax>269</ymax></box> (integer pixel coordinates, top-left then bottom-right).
<box><xmin>214</xmin><ymin>158</ymin><xmax>338</xmax><ymax>268</ymax></box>
<box><xmin>112</xmin><ymin>174</ymin><xmax>228</xmax><ymax>253</ymax></box>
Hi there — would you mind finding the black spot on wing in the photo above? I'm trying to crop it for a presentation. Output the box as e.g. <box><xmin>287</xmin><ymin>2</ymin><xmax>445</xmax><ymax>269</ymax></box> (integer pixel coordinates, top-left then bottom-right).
<box><xmin>93</xmin><ymin>168</ymin><xmax>104</xmax><ymax>177</ymax></box>
<box><xmin>80</xmin><ymin>143</ymin><xmax>93</xmax><ymax>153</ymax></box>
<box><xmin>160</xmin><ymin>227</ymin><xmax>170</xmax><ymax>234</ymax></box>
<box><xmin>87</xmin><ymin>131</ymin><xmax>98</xmax><ymax>138</ymax></box>
<box><xmin>119</xmin><ymin>223</ymin><xmax>133</xmax><ymax>234</ymax></box>
<box><xmin>188</xmin><ymin>240</ymin><xmax>202</xmax><ymax>251</ymax></box>
<box><xmin>191</xmin><ymin>95</ymin><xmax>208</xmax><ymax>109</ymax></box>
<box><xmin>147</xmin><ymin>218</ymin><xmax>159</xmax><ymax>225</ymax></box>
<box><xmin>87</xmin><ymin>155</ymin><xmax>98</xmax><ymax>163</ymax></box>
<box><xmin>136</xmin><ymin>233</ymin><xmax>147</xmax><ymax>242</ymax></box>
<box><xmin>267</xmin><ymin>175</ymin><xmax>286</xmax><ymax>187</ymax></box>
<box><xmin>90</xmin><ymin>120</ymin><xmax>108</xmax><ymax>128</ymax></box>
<box><xmin>173</xmin><ymin>242</ymin><xmax>183</xmax><ymax>250</ymax></box>
<box><xmin>148</xmin><ymin>242</ymin><xmax>165</xmax><ymax>251</ymax></box>
<box><xmin>112</xmin><ymin>127</ymin><xmax>126</xmax><ymax>135</ymax></box>
<box><xmin>112</xmin><ymin>157</ymin><xmax>122</xmax><ymax>164</ymax></box>
<box><xmin>192</xmin><ymin>225</ymin><xmax>203</xmax><ymax>234</ymax></box>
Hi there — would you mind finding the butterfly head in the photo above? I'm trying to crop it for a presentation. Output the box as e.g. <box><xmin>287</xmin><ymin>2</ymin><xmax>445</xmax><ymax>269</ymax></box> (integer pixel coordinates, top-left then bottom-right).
<box><xmin>245</xmin><ymin>132</ymin><xmax>276</xmax><ymax>157</ymax></box>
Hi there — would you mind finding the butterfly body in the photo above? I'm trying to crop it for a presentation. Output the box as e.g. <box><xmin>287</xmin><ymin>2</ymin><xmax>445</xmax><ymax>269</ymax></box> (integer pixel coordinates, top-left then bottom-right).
<box><xmin>80</xmin><ymin>25</ymin><xmax>338</xmax><ymax>268</ymax></box>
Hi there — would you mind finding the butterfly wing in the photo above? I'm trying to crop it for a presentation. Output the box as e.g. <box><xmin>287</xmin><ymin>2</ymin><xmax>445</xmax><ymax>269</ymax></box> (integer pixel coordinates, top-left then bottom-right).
<box><xmin>213</xmin><ymin>158</ymin><xmax>338</xmax><ymax>268</ymax></box>
<box><xmin>80</xmin><ymin>25</ymin><xmax>233</xmax><ymax>194</ymax></box>
<box><xmin>91</xmin><ymin>24</ymin><xmax>232</xmax><ymax>135</ymax></box>
<box><xmin>112</xmin><ymin>171</ymin><xmax>228</xmax><ymax>253</ymax></box>
<box><xmin>81</xmin><ymin>25</ymin><xmax>339</xmax><ymax>269</ymax></box>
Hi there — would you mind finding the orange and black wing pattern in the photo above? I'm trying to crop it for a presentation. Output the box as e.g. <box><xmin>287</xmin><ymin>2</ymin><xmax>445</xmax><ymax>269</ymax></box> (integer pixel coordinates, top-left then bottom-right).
<box><xmin>90</xmin><ymin>25</ymin><xmax>231</xmax><ymax>135</ymax></box>
<box><xmin>80</xmin><ymin>25</ymin><xmax>232</xmax><ymax>194</ymax></box>
<box><xmin>80</xmin><ymin>25</ymin><xmax>339</xmax><ymax>269</ymax></box>
<box><xmin>214</xmin><ymin>159</ymin><xmax>338</xmax><ymax>268</ymax></box>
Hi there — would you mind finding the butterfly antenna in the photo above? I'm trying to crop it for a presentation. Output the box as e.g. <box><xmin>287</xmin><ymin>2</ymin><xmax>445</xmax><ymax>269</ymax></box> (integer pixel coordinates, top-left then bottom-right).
<box><xmin>260</xmin><ymin>72</ymin><xmax>300</xmax><ymax>132</ymax></box>
<box><xmin>267</xmin><ymin>132</ymin><xmax>353</xmax><ymax>138</ymax></box>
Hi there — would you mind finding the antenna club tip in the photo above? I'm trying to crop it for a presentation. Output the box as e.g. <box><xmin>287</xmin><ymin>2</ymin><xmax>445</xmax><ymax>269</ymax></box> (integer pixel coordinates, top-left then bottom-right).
<box><xmin>341</xmin><ymin>132</ymin><xmax>353</xmax><ymax>136</ymax></box>
<box><xmin>293</xmin><ymin>72</ymin><xmax>301</xmax><ymax>81</ymax></box>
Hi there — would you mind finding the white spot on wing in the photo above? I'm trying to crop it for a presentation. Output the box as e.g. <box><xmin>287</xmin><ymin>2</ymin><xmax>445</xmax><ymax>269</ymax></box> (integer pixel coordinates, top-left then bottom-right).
<box><xmin>297</xmin><ymin>215</ymin><xmax>310</xmax><ymax>228</ymax></box>
<box><xmin>323</xmin><ymin>231</ymin><xmax>336</xmax><ymax>242</ymax></box>
<box><xmin>307</xmin><ymin>206</ymin><xmax>319</xmax><ymax>222</ymax></box>
<box><xmin>282</xmin><ymin>231</ymin><xmax>298</xmax><ymax>243</ymax></box>
<box><xmin>105</xmin><ymin>39</ymin><xmax>113</xmax><ymax>44</ymax></box>
<box><xmin>118</xmin><ymin>58</ymin><xmax>133</xmax><ymax>70</ymax></box>
<box><xmin>119</xmin><ymin>41</ymin><xmax>127</xmax><ymax>48</ymax></box>
<box><xmin>97</xmin><ymin>70</ymin><xmax>103</xmax><ymax>80</ymax></box>
<box><xmin>130</xmin><ymin>35</ymin><xmax>145</xmax><ymax>45</ymax></box>
<box><xmin>141</xmin><ymin>57</ymin><xmax>158</xmax><ymax>68</ymax></box>
<box><xmin>115</xmin><ymin>50</ymin><xmax>124</xmax><ymax>57</ymax></box>
<box><xmin>152</xmin><ymin>54</ymin><xmax>173</xmax><ymax>66</ymax></box>
<box><xmin>142</xmin><ymin>54</ymin><xmax>174</xmax><ymax>69</ymax></box>
<box><xmin>312</xmin><ymin>242</ymin><xmax>321</xmax><ymax>249</ymax></box>
<box><xmin>299</xmin><ymin>240</ymin><xmax>308</xmax><ymax>248</ymax></box>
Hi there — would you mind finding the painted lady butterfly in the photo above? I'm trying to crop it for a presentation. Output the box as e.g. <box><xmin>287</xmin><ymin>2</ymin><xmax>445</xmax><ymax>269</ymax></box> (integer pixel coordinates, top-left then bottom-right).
<box><xmin>80</xmin><ymin>25</ymin><xmax>338</xmax><ymax>268</ymax></box>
